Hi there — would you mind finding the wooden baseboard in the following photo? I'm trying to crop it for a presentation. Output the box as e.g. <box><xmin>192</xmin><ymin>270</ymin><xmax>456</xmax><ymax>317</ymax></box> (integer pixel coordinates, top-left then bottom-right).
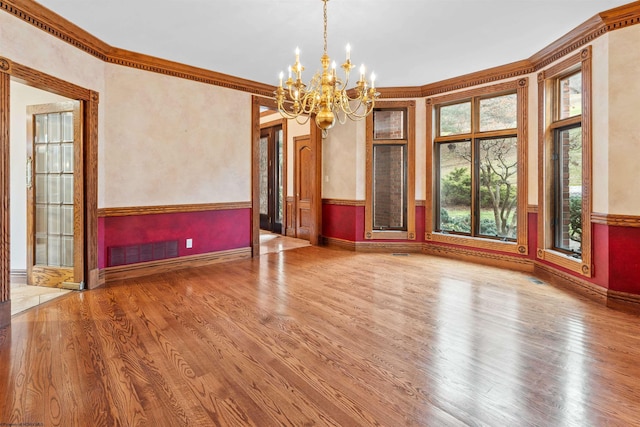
<box><xmin>103</xmin><ymin>248</ymin><xmax>252</xmax><ymax>284</ymax></box>
<box><xmin>322</xmin><ymin>236</ymin><xmax>357</xmax><ymax>251</ymax></box>
<box><xmin>0</xmin><ymin>300</ymin><xmax>10</xmax><ymax>329</ymax></box>
<box><xmin>323</xmin><ymin>237</ymin><xmax>423</xmax><ymax>253</ymax></box>
<box><xmin>355</xmin><ymin>241</ymin><xmax>423</xmax><ymax>253</ymax></box>
<box><xmin>9</xmin><ymin>269</ymin><xmax>26</xmax><ymax>279</ymax></box>
<box><xmin>534</xmin><ymin>263</ymin><xmax>607</xmax><ymax>304</ymax></box>
<box><xmin>423</xmin><ymin>243</ymin><xmax>534</xmax><ymax>272</ymax></box>
<box><xmin>285</xmin><ymin>228</ymin><xmax>297</xmax><ymax>238</ymax></box>
<box><xmin>605</xmin><ymin>289</ymin><xmax>640</xmax><ymax>314</ymax></box>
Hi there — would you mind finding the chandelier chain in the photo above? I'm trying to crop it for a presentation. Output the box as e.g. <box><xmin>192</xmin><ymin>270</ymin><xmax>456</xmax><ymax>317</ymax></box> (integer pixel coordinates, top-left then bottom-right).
<box><xmin>323</xmin><ymin>0</ymin><xmax>328</xmax><ymax>54</ymax></box>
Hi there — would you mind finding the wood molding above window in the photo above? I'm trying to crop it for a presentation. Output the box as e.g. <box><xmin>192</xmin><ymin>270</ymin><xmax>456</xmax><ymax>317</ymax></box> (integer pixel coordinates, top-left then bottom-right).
<box><xmin>537</xmin><ymin>47</ymin><xmax>592</xmax><ymax>277</ymax></box>
<box><xmin>365</xmin><ymin>100</ymin><xmax>416</xmax><ymax>240</ymax></box>
<box><xmin>426</xmin><ymin>79</ymin><xmax>529</xmax><ymax>255</ymax></box>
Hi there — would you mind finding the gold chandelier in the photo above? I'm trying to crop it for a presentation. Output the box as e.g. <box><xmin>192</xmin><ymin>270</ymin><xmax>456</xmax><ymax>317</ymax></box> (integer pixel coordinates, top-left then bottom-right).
<box><xmin>275</xmin><ymin>0</ymin><xmax>379</xmax><ymax>132</ymax></box>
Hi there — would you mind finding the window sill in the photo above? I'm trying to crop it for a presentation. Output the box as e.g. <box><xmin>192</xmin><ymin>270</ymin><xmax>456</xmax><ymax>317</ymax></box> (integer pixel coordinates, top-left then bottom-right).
<box><xmin>537</xmin><ymin>248</ymin><xmax>591</xmax><ymax>277</ymax></box>
<box><xmin>427</xmin><ymin>232</ymin><xmax>527</xmax><ymax>255</ymax></box>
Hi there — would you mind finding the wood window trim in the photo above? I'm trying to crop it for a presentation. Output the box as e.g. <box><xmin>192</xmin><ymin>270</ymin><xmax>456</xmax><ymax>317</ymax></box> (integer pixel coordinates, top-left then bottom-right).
<box><xmin>537</xmin><ymin>47</ymin><xmax>592</xmax><ymax>277</ymax></box>
<box><xmin>426</xmin><ymin>78</ymin><xmax>529</xmax><ymax>255</ymax></box>
<box><xmin>365</xmin><ymin>100</ymin><xmax>416</xmax><ymax>240</ymax></box>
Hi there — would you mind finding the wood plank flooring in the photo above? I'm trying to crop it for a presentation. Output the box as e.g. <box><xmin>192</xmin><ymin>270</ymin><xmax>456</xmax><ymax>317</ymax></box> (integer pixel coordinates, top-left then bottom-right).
<box><xmin>1</xmin><ymin>246</ymin><xmax>640</xmax><ymax>426</ymax></box>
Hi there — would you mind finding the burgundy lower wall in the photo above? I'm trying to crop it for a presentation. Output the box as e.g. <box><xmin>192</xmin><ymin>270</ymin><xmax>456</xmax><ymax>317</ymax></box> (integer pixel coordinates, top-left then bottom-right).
<box><xmin>592</xmin><ymin>223</ymin><xmax>610</xmax><ymax>289</ymax></box>
<box><xmin>322</xmin><ymin>204</ymin><xmax>364</xmax><ymax>242</ymax></box>
<box><xmin>322</xmin><ymin>204</ymin><xmax>425</xmax><ymax>243</ymax></box>
<box><xmin>98</xmin><ymin>208</ymin><xmax>251</xmax><ymax>269</ymax></box>
<box><xmin>607</xmin><ymin>224</ymin><xmax>640</xmax><ymax>294</ymax></box>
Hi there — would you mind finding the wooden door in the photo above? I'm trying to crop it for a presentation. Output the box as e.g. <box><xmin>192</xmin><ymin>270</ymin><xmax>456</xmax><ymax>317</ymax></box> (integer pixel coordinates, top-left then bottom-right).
<box><xmin>259</xmin><ymin>126</ymin><xmax>283</xmax><ymax>233</ymax></box>
<box><xmin>295</xmin><ymin>135</ymin><xmax>313</xmax><ymax>241</ymax></box>
<box><xmin>26</xmin><ymin>101</ymin><xmax>84</xmax><ymax>288</ymax></box>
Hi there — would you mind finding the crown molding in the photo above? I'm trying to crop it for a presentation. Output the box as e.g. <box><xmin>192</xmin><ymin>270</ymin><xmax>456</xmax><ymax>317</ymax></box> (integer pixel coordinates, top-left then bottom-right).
<box><xmin>0</xmin><ymin>0</ymin><xmax>275</xmax><ymax>96</ymax></box>
<box><xmin>421</xmin><ymin>59</ymin><xmax>535</xmax><ymax>98</ymax></box>
<box><xmin>3</xmin><ymin>0</ymin><xmax>640</xmax><ymax>99</ymax></box>
<box><xmin>411</xmin><ymin>1</ymin><xmax>640</xmax><ymax>99</ymax></box>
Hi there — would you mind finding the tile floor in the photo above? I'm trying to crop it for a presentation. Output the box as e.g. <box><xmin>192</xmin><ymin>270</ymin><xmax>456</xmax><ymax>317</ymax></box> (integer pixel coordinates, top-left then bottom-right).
<box><xmin>259</xmin><ymin>230</ymin><xmax>311</xmax><ymax>254</ymax></box>
<box><xmin>10</xmin><ymin>275</ymin><xmax>72</xmax><ymax>316</ymax></box>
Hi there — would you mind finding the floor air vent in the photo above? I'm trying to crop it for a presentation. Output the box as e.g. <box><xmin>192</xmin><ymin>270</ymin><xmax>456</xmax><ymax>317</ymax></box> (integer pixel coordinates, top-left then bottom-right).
<box><xmin>108</xmin><ymin>240</ymin><xmax>179</xmax><ymax>267</ymax></box>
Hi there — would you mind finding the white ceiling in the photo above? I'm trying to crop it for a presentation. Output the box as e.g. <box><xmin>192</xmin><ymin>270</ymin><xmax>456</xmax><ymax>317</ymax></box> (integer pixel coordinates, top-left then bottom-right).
<box><xmin>35</xmin><ymin>0</ymin><xmax>632</xmax><ymax>88</ymax></box>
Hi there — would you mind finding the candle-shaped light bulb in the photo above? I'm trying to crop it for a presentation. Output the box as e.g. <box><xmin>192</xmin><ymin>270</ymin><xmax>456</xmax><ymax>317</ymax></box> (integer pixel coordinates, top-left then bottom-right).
<box><xmin>346</xmin><ymin>43</ymin><xmax>351</xmax><ymax>61</ymax></box>
<box><xmin>279</xmin><ymin>71</ymin><xmax>284</xmax><ymax>87</ymax></box>
<box><xmin>359</xmin><ymin>64</ymin><xmax>366</xmax><ymax>80</ymax></box>
<box><xmin>288</xmin><ymin>66</ymin><xmax>292</xmax><ymax>79</ymax></box>
<box><xmin>295</xmin><ymin>47</ymin><xmax>300</xmax><ymax>61</ymax></box>
<box><xmin>371</xmin><ymin>72</ymin><xmax>376</xmax><ymax>89</ymax></box>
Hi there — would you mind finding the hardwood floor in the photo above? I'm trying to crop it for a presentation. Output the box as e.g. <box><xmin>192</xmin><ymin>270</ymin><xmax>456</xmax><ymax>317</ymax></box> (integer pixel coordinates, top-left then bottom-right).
<box><xmin>1</xmin><ymin>246</ymin><xmax>640</xmax><ymax>426</ymax></box>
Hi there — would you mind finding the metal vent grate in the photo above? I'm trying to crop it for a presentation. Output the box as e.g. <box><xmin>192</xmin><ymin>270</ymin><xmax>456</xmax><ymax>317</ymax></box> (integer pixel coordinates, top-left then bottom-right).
<box><xmin>108</xmin><ymin>240</ymin><xmax>179</xmax><ymax>267</ymax></box>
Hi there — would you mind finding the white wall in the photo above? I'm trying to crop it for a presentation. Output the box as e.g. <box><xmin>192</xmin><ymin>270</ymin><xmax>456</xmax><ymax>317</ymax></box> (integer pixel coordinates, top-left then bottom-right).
<box><xmin>607</xmin><ymin>25</ymin><xmax>640</xmax><ymax>215</ymax></box>
<box><xmin>9</xmin><ymin>82</ymin><xmax>71</xmax><ymax>271</ymax></box>
<box><xmin>0</xmin><ymin>10</ymin><xmax>107</xmax><ymax>207</ymax></box>
<box><xmin>103</xmin><ymin>64</ymin><xmax>252</xmax><ymax>207</ymax></box>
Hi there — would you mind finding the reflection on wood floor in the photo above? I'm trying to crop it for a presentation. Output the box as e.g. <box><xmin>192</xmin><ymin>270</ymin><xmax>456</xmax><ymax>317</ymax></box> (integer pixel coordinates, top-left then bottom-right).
<box><xmin>2</xmin><ymin>246</ymin><xmax>640</xmax><ymax>426</ymax></box>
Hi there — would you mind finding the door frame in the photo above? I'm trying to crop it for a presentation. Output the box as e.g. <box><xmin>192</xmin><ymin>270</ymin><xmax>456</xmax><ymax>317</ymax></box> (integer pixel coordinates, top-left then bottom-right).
<box><xmin>251</xmin><ymin>96</ymin><xmax>322</xmax><ymax>255</ymax></box>
<box><xmin>0</xmin><ymin>57</ymin><xmax>99</xmax><ymax>327</ymax></box>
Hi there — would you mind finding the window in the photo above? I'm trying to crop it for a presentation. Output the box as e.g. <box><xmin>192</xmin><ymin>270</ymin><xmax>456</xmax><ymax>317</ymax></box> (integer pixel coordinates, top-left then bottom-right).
<box><xmin>436</xmin><ymin>93</ymin><xmax>518</xmax><ymax>240</ymax></box>
<box><xmin>366</xmin><ymin>101</ymin><xmax>415</xmax><ymax>240</ymax></box>
<box><xmin>426</xmin><ymin>79</ymin><xmax>528</xmax><ymax>255</ymax></box>
<box><xmin>538</xmin><ymin>48</ymin><xmax>592</xmax><ymax>276</ymax></box>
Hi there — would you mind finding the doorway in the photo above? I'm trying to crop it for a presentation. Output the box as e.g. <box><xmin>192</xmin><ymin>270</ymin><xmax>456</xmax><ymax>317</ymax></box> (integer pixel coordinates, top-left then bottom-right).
<box><xmin>259</xmin><ymin>124</ymin><xmax>284</xmax><ymax>234</ymax></box>
<box><xmin>251</xmin><ymin>97</ymin><xmax>322</xmax><ymax>256</ymax></box>
<box><xmin>0</xmin><ymin>57</ymin><xmax>99</xmax><ymax>326</ymax></box>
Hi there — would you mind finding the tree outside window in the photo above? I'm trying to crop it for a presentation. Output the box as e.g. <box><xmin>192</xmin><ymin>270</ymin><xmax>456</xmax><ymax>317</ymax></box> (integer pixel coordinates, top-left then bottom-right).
<box><xmin>436</xmin><ymin>93</ymin><xmax>518</xmax><ymax>240</ymax></box>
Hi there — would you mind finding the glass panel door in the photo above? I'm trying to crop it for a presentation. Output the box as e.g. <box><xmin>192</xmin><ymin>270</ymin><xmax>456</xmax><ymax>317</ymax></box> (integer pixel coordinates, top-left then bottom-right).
<box><xmin>27</xmin><ymin>102</ymin><xmax>83</xmax><ymax>288</ymax></box>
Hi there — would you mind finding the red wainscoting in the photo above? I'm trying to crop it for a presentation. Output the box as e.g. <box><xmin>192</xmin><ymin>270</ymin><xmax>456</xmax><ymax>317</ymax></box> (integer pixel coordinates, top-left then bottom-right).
<box><xmin>607</xmin><ymin>224</ymin><xmax>640</xmax><ymax>294</ymax></box>
<box><xmin>591</xmin><ymin>223</ymin><xmax>610</xmax><ymax>290</ymax></box>
<box><xmin>322</xmin><ymin>203</ymin><xmax>426</xmax><ymax>243</ymax></box>
<box><xmin>98</xmin><ymin>208</ymin><xmax>251</xmax><ymax>269</ymax></box>
<box><xmin>322</xmin><ymin>204</ymin><xmax>364</xmax><ymax>242</ymax></box>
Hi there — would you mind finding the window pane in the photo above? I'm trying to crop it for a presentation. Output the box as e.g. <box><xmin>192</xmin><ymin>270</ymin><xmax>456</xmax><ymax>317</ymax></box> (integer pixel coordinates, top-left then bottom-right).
<box><xmin>478</xmin><ymin>137</ymin><xmax>518</xmax><ymax>239</ymax></box>
<box><xmin>373</xmin><ymin>144</ymin><xmax>406</xmax><ymax>230</ymax></box>
<box><xmin>559</xmin><ymin>72</ymin><xmax>582</xmax><ymax>119</ymax></box>
<box><xmin>555</xmin><ymin>126</ymin><xmax>582</xmax><ymax>253</ymax></box>
<box><xmin>438</xmin><ymin>141</ymin><xmax>471</xmax><ymax>233</ymax></box>
<box><xmin>48</xmin><ymin>113</ymin><xmax>61</xmax><ymax>143</ymax></box>
<box><xmin>479</xmin><ymin>94</ymin><xmax>517</xmax><ymax>131</ymax></box>
<box><xmin>439</xmin><ymin>102</ymin><xmax>471</xmax><ymax>136</ymax></box>
<box><xmin>374</xmin><ymin>110</ymin><xmax>404</xmax><ymax>140</ymax></box>
<box><xmin>35</xmin><ymin>114</ymin><xmax>48</xmax><ymax>143</ymax></box>
<box><xmin>62</xmin><ymin>112</ymin><xmax>74</xmax><ymax>142</ymax></box>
